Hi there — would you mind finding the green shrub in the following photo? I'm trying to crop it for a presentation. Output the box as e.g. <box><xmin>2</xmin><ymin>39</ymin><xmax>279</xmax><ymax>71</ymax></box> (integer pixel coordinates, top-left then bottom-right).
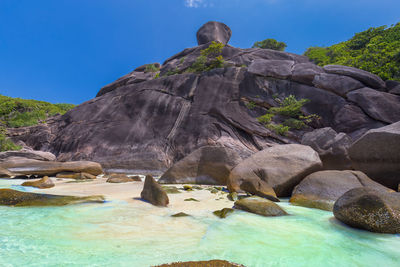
<box><xmin>252</xmin><ymin>38</ymin><xmax>287</xmax><ymax>51</ymax></box>
<box><xmin>245</xmin><ymin>101</ymin><xmax>257</xmax><ymax>110</ymax></box>
<box><xmin>0</xmin><ymin>127</ymin><xmax>21</xmax><ymax>151</ymax></box>
<box><xmin>145</xmin><ymin>64</ymin><xmax>160</xmax><ymax>73</ymax></box>
<box><xmin>186</xmin><ymin>41</ymin><xmax>226</xmax><ymax>73</ymax></box>
<box><xmin>266</xmin><ymin>123</ymin><xmax>290</xmax><ymax>136</ymax></box>
<box><xmin>257</xmin><ymin>113</ymin><xmax>274</xmax><ymax>124</ymax></box>
<box><xmin>283</xmin><ymin>118</ymin><xmax>306</xmax><ymax>130</ymax></box>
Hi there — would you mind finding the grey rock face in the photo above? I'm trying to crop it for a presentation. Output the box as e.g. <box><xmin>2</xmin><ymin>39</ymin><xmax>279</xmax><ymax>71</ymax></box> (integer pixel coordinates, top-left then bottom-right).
<box><xmin>386</xmin><ymin>80</ymin><xmax>400</xmax><ymax>95</ymax></box>
<box><xmin>0</xmin><ymin>149</ymin><xmax>56</xmax><ymax>162</ymax></box>
<box><xmin>291</xmin><ymin>63</ymin><xmax>324</xmax><ymax>85</ymax></box>
<box><xmin>196</xmin><ymin>21</ymin><xmax>232</xmax><ymax>45</ymax></box>
<box><xmin>333</xmin><ymin>187</ymin><xmax>400</xmax><ymax>234</ymax></box>
<box><xmin>313</xmin><ymin>73</ymin><xmax>363</xmax><ymax>97</ymax></box>
<box><xmin>349</xmin><ymin>121</ymin><xmax>400</xmax><ymax>190</ymax></box>
<box><xmin>158</xmin><ymin>146</ymin><xmax>241</xmax><ymax>185</ymax></box>
<box><xmin>301</xmin><ymin>127</ymin><xmax>352</xmax><ymax>170</ymax></box>
<box><xmin>290</xmin><ymin>170</ymin><xmax>391</xmax><ymax>211</ymax></box>
<box><xmin>324</xmin><ymin>65</ymin><xmax>386</xmax><ymax>89</ymax></box>
<box><xmin>248</xmin><ymin>59</ymin><xmax>294</xmax><ymax>79</ymax></box>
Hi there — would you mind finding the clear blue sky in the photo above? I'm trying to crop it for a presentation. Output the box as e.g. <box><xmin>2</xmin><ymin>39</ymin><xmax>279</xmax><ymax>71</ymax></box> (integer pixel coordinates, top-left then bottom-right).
<box><xmin>1</xmin><ymin>0</ymin><xmax>399</xmax><ymax>104</ymax></box>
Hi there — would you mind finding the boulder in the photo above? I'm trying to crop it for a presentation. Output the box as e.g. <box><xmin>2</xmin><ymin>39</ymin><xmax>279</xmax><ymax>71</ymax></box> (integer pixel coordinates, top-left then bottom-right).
<box><xmin>0</xmin><ymin>149</ymin><xmax>56</xmax><ymax>162</ymax></box>
<box><xmin>21</xmin><ymin>176</ymin><xmax>55</xmax><ymax>189</ymax></box>
<box><xmin>248</xmin><ymin>59</ymin><xmax>294</xmax><ymax>79</ymax></box>
<box><xmin>0</xmin><ymin>167</ymin><xmax>13</xmax><ymax>178</ymax></box>
<box><xmin>238</xmin><ymin>179</ymin><xmax>279</xmax><ymax>202</ymax></box>
<box><xmin>155</xmin><ymin>260</ymin><xmax>244</xmax><ymax>267</ymax></box>
<box><xmin>348</xmin><ymin>122</ymin><xmax>400</xmax><ymax>190</ymax></box>
<box><xmin>0</xmin><ymin>189</ymin><xmax>104</xmax><ymax>206</ymax></box>
<box><xmin>159</xmin><ymin>146</ymin><xmax>241</xmax><ymax>185</ymax></box>
<box><xmin>333</xmin><ymin>187</ymin><xmax>400</xmax><ymax>234</ymax></box>
<box><xmin>140</xmin><ymin>175</ymin><xmax>169</xmax><ymax>207</ymax></box>
<box><xmin>313</xmin><ymin>73</ymin><xmax>363</xmax><ymax>97</ymax></box>
<box><xmin>228</xmin><ymin>144</ymin><xmax>322</xmax><ymax>197</ymax></box>
<box><xmin>301</xmin><ymin>127</ymin><xmax>352</xmax><ymax>170</ymax></box>
<box><xmin>290</xmin><ymin>170</ymin><xmax>392</xmax><ymax>211</ymax></box>
<box><xmin>234</xmin><ymin>196</ymin><xmax>287</xmax><ymax>216</ymax></box>
<box><xmin>213</xmin><ymin>208</ymin><xmax>234</xmax><ymax>218</ymax></box>
<box><xmin>196</xmin><ymin>21</ymin><xmax>232</xmax><ymax>45</ymax></box>
<box><xmin>323</xmin><ymin>65</ymin><xmax>385</xmax><ymax>89</ymax></box>
<box><xmin>106</xmin><ymin>174</ymin><xmax>141</xmax><ymax>183</ymax></box>
<box><xmin>386</xmin><ymin>80</ymin><xmax>400</xmax><ymax>95</ymax></box>
<box><xmin>0</xmin><ymin>159</ymin><xmax>103</xmax><ymax>176</ymax></box>
<box><xmin>291</xmin><ymin>63</ymin><xmax>324</xmax><ymax>85</ymax></box>
<box><xmin>347</xmin><ymin>88</ymin><xmax>400</xmax><ymax>124</ymax></box>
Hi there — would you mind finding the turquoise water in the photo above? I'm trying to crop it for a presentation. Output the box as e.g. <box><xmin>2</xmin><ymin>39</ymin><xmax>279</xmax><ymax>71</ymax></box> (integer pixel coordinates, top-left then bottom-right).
<box><xmin>1</xmin><ymin>180</ymin><xmax>399</xmax><ymax>267</ymax></box>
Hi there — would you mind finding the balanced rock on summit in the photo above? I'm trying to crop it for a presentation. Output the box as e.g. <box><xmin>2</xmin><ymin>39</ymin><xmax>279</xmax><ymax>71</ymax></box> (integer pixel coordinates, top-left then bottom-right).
<box><xmin>196</xmin><ymin>21</ymin><xmax>232</xmax><ymax>45</ymax></box>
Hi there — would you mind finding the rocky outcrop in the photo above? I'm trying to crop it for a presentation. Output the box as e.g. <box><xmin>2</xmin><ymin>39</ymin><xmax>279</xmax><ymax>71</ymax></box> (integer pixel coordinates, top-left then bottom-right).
<box><xmin>228</xmin><ymin>144</ymin><xmax>322</xmax><ymax>197</ymax></box>
<box><xmin>141</xmin><ymin>175</ymin><xmax>169</xmax><ymax>207</ymax></box>
<box><xmin>348</xmin><ymin>122</ymin><xmax>400</xmax><ymax>190</ymax></box>
<box><xmin>333</xmin><ymin>187</ymin><xmax>400</xmax><ymax>234</ymax></box>
<box><xmin>290</xmin><ymin>170</ymin><xmax>392</xmax><ymax>211</ymax></box>
<box><xmin>234</xmin><ymin>196</ymin><xmax>287</xmax><ymax>216</ymax></box>
<box><xmin>301</xmin><ymin>127</ymin><xmax>352</xmax><ymax>170</ymax></box>
<box><xmin>196</xmin><ymin>21</ymin><xmax>232</xmax><ymax>45</ymax></box>
<box><xmin>0</xmin><ymin>189</ymin><xmax>104</xmax><ymax>206</ymax></box>
<box><xmin>0</xmin><ymin>158</ymin><xmax>103</xmax><ymax>176</ymax></box>
<box><xmin>248</xmin><ymin>59</ymin><xmax>294</xmax><ymax>79</ymax></box>
<box><xmin>158</xmin><ymin>146</ymin><xmax>241</xmax><ymax>185</ymax></box>
<box><xmin>0</xmin><ymin>149</ymin><xmax>56</xmax><ymax>162</ymax></box>
<box><xmin>386</xmin><ymin>80</ymin><xmax>400</xmax><ymax>95</ymax></box>
<box><xmin>0</xmin><ymin>167</ymin><xmax>13</xmax><ymax>178</ymax></box>
<box><xmin>238</xmin><ymin>179</ymin><xmax>278</xmax><ymax>202</ymax></box>
<box><xmin>106</xmin><ymin>174</ymin><xmax>141</xmax><ymax>183</ymax></box>
<box><xmin>21</xmin><ymin>176</ymin><xmax>55</xmax><ymax>189</ymax></box>
<box><xmin>56</xmin><ymin>172</ymin><xmax>97</xmax><ymax>179</ymax></box>
<box><xmin>313</xmin><ymin>73</ymin><xmax>363</xmax><ymax>97</ymax></box>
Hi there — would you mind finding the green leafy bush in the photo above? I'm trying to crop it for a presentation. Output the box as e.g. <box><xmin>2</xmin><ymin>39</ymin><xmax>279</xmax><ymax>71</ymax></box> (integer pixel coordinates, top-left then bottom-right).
<box><xmin>304</xmin><ymin>23</ymin><xmax>400</xmax><ymax>81</ymax></box>
<box><xmin>245</xmin><ymin>101</ymin><xmax>257</xmax><ymax>110</ymax></box>
<box><xmin>186</xmin><ymin>41</ymin><xmax>226</xmax><ymax>73</ymax></box>
<box><xmin>145</xmin><ymin>64</ymin><xmax>160</xmax><ymax>73</ymax></box>
<box><xmin>252</xmin><ymin>38</ymin><xmax>287</xmax><ymax>51</ymax></box>
<box><xmin>267</xmin><ymin>123</ymin><xmax>290</xmax><ymax>136</ymax></box>
<box><xmin>0</xmin><ymin>127</ymin><xmax>21</xmax><ymax>151</ymax></box>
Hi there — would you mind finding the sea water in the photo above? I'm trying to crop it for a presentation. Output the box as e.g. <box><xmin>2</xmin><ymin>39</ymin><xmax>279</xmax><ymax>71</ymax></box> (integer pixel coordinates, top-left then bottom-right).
<box><xmin>0</xmin><ymin>180</ymin><xmax>399</xmax><ymax>267</ymax></box>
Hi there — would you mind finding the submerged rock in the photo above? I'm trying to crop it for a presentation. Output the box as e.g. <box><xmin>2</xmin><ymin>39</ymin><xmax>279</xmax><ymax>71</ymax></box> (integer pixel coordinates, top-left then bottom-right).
<box><xmin>234</xmin><ymin>196</ymin><xmax>287</xmax><ymax>217</ymax></box>
<box><xmin>213</xmin><ymin>208</ymin><xmax>234</xmax><ymax>218</ymax></box>
<box><xmin>171</xmin><ymin>212</ymin><xmax>190</xmax><ymax>217</ymax></box>
<box><xmin>154</xmin><ymin>260</ymin><xmax>245</xmax><ymax>267</ymax></box>
<box><xmin>290</xmin><ymin>170</ymin><xmax>392</xmax><ymax>211</ymax></box>
<box><xmin>21</xmin><ymin>176</ymin><xmax>55</xmax><ymax>189</ymax></box>
<box><xmin>140</xmin><ymin>175</ymin><xmax>169</xmax><ymax>207</ymax></box>
<box><xmin>333</xmin><ymin>187</ymin><xmax>400</xmax><ymax>234</ymax></box>
<box><xmin>0</xmin><ymin>189</ymin><xmax>104</xmax><ymax>206</ymax></box>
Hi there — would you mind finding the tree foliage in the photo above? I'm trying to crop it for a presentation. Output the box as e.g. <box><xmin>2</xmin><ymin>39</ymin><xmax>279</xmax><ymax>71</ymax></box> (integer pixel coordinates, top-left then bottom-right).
<box><xmin>304</xmin><ymin>23</ymin><xmax>400</xmax><ymax>81</ymax></box>
<box><xmin>252</xmin><ymin>38</ymin><xmax>287</xmax><ymax>51</ymax></box>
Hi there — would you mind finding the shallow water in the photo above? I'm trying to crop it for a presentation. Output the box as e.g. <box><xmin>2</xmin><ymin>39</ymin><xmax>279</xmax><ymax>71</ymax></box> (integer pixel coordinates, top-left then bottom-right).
<box><xmin>1</xmin><ymin>180</ymin><xmax>399</xmax><ymax>267</ymax></box>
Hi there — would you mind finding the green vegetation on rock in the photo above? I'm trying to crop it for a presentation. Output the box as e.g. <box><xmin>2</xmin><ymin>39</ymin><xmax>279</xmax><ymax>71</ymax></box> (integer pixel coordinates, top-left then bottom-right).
<box><xmin>0</xmin><ymin>127</ymin><xmax>21</xmax><ymax>152</ymax></box>
<box><xmin>304</xmin><ymin>23</ymin><xmax>400</xmax><ymax>81</ymax></box>
<box><xmin>252</xmin><ymin>38</ymin><xmax>287</xmax><ymax>51</ymax></box>
<box><xmin>186</xmin><ymin>41</ymin><xmax>226</xmax><ymax>73</ymax></box>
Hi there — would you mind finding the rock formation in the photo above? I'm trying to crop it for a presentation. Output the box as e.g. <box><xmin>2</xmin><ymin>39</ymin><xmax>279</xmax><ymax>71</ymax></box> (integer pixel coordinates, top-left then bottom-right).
<box><xmin>234</xmin><ymin>196</ymin><xmax>287</xmax><ymax>216</ymax></box>
<box><xmin>21</xmin><ymin>176</ymin><xmax>55</xmax><ymax>189</ymax></box>
<box><xmin>140</xmin><ymin>175</ymin><xmax>169</xmax><ymax>207</ymax></box>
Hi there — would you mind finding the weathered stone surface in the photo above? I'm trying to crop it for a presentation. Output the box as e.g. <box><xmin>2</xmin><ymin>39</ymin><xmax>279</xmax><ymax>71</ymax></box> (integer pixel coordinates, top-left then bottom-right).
<box><xmin>0</xmin><ymin>159</ymin><xmax>103</xmax><ymax>176</ymax></box>
<box><xmin>228</xmin><ymin>144</ymin><xmax>322</xmax><ymax>197</ymax></box>
<box><xmin>324</xmin><ymin>65</ymin><xmax>385</xmax><ymax>89</ymax></box>
<box><xmin>348</xmin><ymin>122</ymin><xmax>400</xmax><ymax>189</ymax></box>
<box><xmin>301</xmin><ymin>127</ymin><xmax>352</xmax><ymax>170</ymax></box>
<box><xmin>155</xmin><ymin>260</ymin><xmax>245</xmax><ymax>267</ymax></box>
<box><xmin>234</xmin><ymin>196</ymin><xmax>287</xmax><ymax>216</ymax></box>
<box><xmin>248</xmin><ymin>59</ymin><xmax>294</xmax><ymax>79</ymax></box>
<box><xmin>386</xmin><ymin>80</ymin><xmax>400</xmax><ymax>95</ymax></box>
<box><xmin>291</xmin><ymin>63</ymin><xmax>324</xmax><ymax>85</ymax></box>
<box><xmin>159</xmin><ymin>146</ymin><xmax>241</xmax><ymax>185</ymax></box>
<box><xmin>238</xmin><ymin>179</ymin><xmax>279</xmax><ymax>202</ymax></box>
<box><xmin>0</xmin><ymin>167</ymin><xmax>13</xmax><ymax>178</ymax></box>
<box><xmin>313</xmin><ymin>73</ymin><xmax>363</xmax><ymax>97</ymax></box>
<box><xmin>333</xmin><ymin>187</ymin><xmax>400</xmax><ymax>234</ymax></box>
<box><xmin>196</xmin><ymin>21</ymin><xmax>232</xmax><ymax>45</ymax></box>
<box><xmin>213</xmin><ymin>208</ymin><xmax>235</xmax><ymax>218</ymax></box>
<box><xmin>0</xmin><ymin>189</ymin><xmax>104</xmax><ymax>206</ymax></box>
<box><xmin>106</xmin><ymin>174</ymin><xmax>141</xmax><ymax>183</ymax></box>
<box><xmin>141</xmin><ymin>175</ymin><xmax>169</xmax><ymax>207</ymax></box>
<box><xmin>21</xmin><ymin>176</ymin><xmax>55</xmax><ymax>189</ymax></box>
<box><xmin>290</xmin><ymin>170</ymin><xmax>392</xmax><ymax>211</ymax></box>
<box><xmin>0</xmin><ymin>149</ymin><xmax>56</xmax><ymax>162</ymax></box>
<box><xmin>347</xmin><ymin>88</ymin><xmax>400</xmax><ymax>124</ymax></box>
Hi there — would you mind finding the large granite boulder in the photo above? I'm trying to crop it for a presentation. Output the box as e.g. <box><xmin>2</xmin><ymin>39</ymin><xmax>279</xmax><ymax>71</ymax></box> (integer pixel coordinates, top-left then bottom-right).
<box><xmin>333</xmin><ymin>187</ymin><xmax>400</xmax><ymax>234</ymax></box>
<box><xmin>386</xmin><ymin>80</ymin><xmax>400</xmax><ymax>95</ymax></box>
<box><xmin>21</xmin><ymin>176</ymin><xmax>55</xmax><ymax>189</ymax></box>
<box><xmin>248</xmin><ymin>59</ymin><xmax>294</xmax><ymax>79</ymax></box>
<box><xmin>234</xmin><ymin>196</ymin><xmax>287</xmax><ymax>216</ymax></box>
<box><xmin>0</xmin><ymin>148</ymin><xmax>56</xmax><ymax>162</ymax></box>
<box><xmin>196</xmin><ymin>21</ymin><xmax>232</xmax><ymax>45</ymax></box>
<box><xmin>158</xmin><ymin>146</ymin><xmax>241</xmax><ymax>185</ymax></box>
<box><xmin>347</xmin><ymin>88</ymin><xmax>400</xmax><ymax>124</ymax></box>
<box><xmin>291</xmin><ymin>62</ymin><xmax>324</xmax><ymax>85</ymax></box>
<box><xmin>141</xmin><ymin>175</ymin><xmax>169</xmax><ymax>207</ymax></box>
<box><xmin>323</xmin><ymin>65</ymin><xmax>385</xmax><ymax>89</ymax></box>
<box><xmin>0</xmin><ymin>159</ymin><xmax>103</xmax><ymax>176</ymax></box>
<box><xmin>239</xmin><ymin>179</ymin><xmax>279</xmax><ymax>202</ymax></box>
<box><xmin>313</xmin><ymin>73</ymin><xmax>363</xmax><ymax>97</ymax></box>
<box><xmin>0</xmin><ymin>167</ymin><xmax>13</xmax><ymax>178</ymax></box>
<box><xmin>301</xmin><ymin>127</ymin><xmax>352</xmax><ymax>170</ymax></box>
<box><xmin>349</xmin><ymin>122</ymin><xmax>400</xmax><ymax>190</ymax></box>
<box><xmin>0</xmin><ymin>189</ymin><xmax>104</xmax><ymax>206</ymax></box>
<box><xmin>228</xmin><ymin>144</ymin><xmax>322</xmax><ymax>197</ymax></box>
<box><xmin>290</xmin><ymin>170</ymin><xmax>392</xmax><ymax>211</ymax></box>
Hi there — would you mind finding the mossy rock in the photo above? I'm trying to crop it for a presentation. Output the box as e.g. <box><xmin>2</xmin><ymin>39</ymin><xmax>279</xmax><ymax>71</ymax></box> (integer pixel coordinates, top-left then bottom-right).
<box><xmin>162</xmin><ymin>186</ymin><xmax>182</xmax><ymax>194</ymax></box>
<box><xmin>227</xmin><ymin>192</ymin><xmax>238</xmax><ymax>201</ymax></box>
<box><xmin>184</xmin><ymin>198</ymin><xmax>199</xmax><ymax>202</ymax></box>
<box><xmin>183</xmin><ymin>185</ymin><xmax>193</xmax><ymax>191</ymax></box>
<box><xmin>213</xmin><ymin>208</ymin><xmax>234</xmax><ymax>219</ymax></box>
<box><xmin>171</xmin><ymin>212</ymin><xmax>190</xmax><ymax>217</ymax></box>
<box><xmin>192</xmin><ymin>185</ymin><xmax>203</xmax><ymax>190</ymax></box>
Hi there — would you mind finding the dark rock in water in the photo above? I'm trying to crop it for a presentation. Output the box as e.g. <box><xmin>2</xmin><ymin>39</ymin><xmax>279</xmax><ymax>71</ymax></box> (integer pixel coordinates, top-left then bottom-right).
<box><xmin>290</xmin><ymin>170</ymin><xmax>392</xmax><ymax>211</ymax></box>
<box><xmin>347</xmin><ymin>88</ymin><xmax>400</xmax><ymax>124</ymax></box>
<box><xmin>171</xmin><ymin>212</ymin><xmax>190</xmax><ymax>217</ymax></box>
<box><xmin>348</xmin><ymin>121</ymin><xmax>400</xmax><ymax>190</ymax></box>
<box><xmin>301</xmin><ymin>127</ymin><xmax>352</xmax><ymax>170</ymax></box>
<box><xmin>0</xmin><ymin>158</ymin><xmax>102</xmax><ymax>176</ymax></box>
<box><xmin>333</xmin><ymin>187</ymin><xmax>400</xmax><ymax>234</ymax></box>
<box><xmin>0</xmin><ymin>149</ymin><xmax>56</xmax><ymax>162</ymax></box>
<box><xmin>228</xmin><ymin>144</ymin><xmax>322</xmax><ymax>197</ymax></box>
<box><xmin>213</xmin><ymin>208</ymin><xmax>234</xmax><ymax>218</ymax></box>
<box><xmin>313</xmin><ymin>73</ymin><xmax>363</xmax><ymax>97</ymax></box>
<box><xmin>234</xmin><ymin>196</ymin><xmax>287</xmax><ymax>217</ymax></box>
<box><xmin>154</xmin><ymin>260</ymin><xmax>245</xmax><ymax>267</ymax></box>
<box><xmin>140</xmin><ymin>175</ymin><xmax>169</xmax><ymax>207</ymax></box>
<box><xmin>248</xmin><ymin>59</ymin><xmax>294</xmax><ymax>79</ymax></box>
<box><xmin>0</xmin><ymin>189</ymin><xmax>104</xmax><ymax>206</ymax></box>
<box><xmin>196</xmin><ymin>21</ymin><xmax>232</xmax><ymax>45</ymax></box>
<box><xmin>21</xmin><ymin>176</ymin><xmax>55</xmax><ymax>189</ymax></box>
<box><xmin>323</xmin><ymin>65</ymin><xmax>385</xmax><ymax>89</ymax></box>
<box><xmin>106</xmin><ymin>173</ymin><xmax>141</xmax><ymax>183</ymax></box>
<box><xmin>0</xmin><ymin>167</ymin><xmax>13</xmax><ymax>178</ymax></box>
<box><xmin>159</xmin><ymin>146</ymin><xmax>241</xmax><ymax>185</ymax></box>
